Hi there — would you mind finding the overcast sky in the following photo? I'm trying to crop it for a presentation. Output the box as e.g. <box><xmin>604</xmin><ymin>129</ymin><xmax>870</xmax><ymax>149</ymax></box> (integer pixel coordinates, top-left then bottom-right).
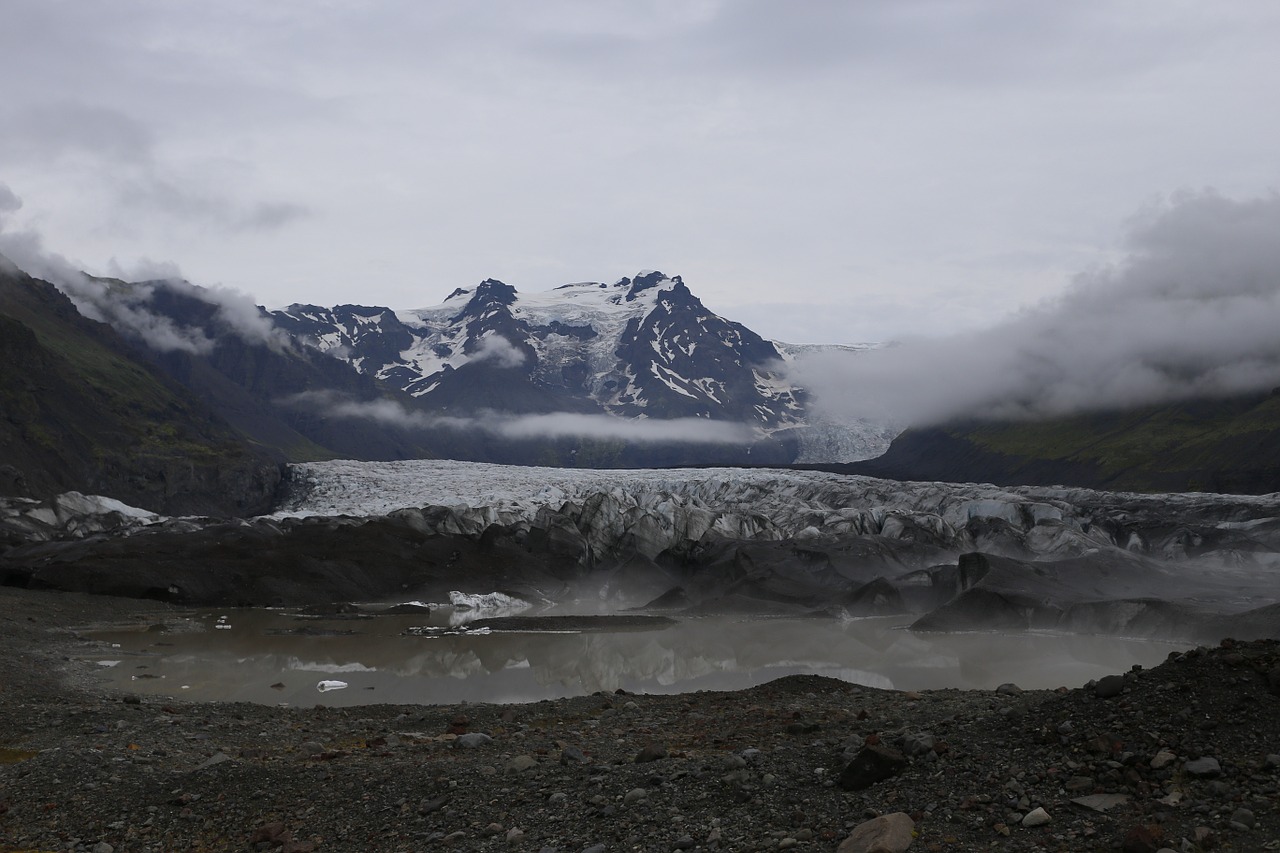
<box><xmin>2</xmin><ymin>1</ymin><xmax>1279</xmax><ymax>344</ymax></box>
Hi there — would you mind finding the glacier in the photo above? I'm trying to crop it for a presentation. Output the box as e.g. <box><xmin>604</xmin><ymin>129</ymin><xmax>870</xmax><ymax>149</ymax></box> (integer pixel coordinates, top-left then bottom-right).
<box><xmin>7</xmin><ymin>459</ymin><xmax>1280</xmax><ymax>642</ymax></box>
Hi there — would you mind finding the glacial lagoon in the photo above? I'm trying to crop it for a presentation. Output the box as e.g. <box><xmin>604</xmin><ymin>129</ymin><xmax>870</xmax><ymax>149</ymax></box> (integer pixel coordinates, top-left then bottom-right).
<box><xmin>87</xmin><ymin>606</ymin><xmax>1186</xmax><ymax>708</ymax></box>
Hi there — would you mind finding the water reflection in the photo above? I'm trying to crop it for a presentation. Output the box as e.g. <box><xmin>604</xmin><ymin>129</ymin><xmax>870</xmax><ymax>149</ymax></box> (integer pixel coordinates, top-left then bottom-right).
<box><xmin>90</xmin><ymin>610</ymin><xmax>1184</xmax><ymax>708</ymax></box>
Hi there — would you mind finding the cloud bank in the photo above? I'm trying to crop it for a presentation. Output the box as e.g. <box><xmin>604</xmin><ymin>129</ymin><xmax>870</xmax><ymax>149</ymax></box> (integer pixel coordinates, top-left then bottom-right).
<box><xmin>797</xmin><ymin>190</ymin><xmax>1280</xmax><ymax>426</ymax></box>
<box><xmin>283</xmin><ymin>391</ymin><xmax>755</xmax><ymax>445</ymax></box>
<box><xmin>0</xmin><ymin>182</ymin><xmax>285</xmax><ymax>353</ymax></box>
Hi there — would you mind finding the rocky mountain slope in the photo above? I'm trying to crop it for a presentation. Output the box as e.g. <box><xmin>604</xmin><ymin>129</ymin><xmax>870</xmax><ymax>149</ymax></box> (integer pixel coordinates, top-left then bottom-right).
<box><xmin>0</xmin><ymin>260</ymin><xmax>280</xmax><ymax>515</ymax></box>
<box><xmin>847</xmin><ymin>391</ymin><xmax>1280</xmax><ymax>495</ymax></box>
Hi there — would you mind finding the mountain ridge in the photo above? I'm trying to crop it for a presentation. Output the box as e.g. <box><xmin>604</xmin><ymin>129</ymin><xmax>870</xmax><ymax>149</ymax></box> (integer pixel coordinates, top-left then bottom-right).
<box><xmin>0</xmin><ymin>261</ymin><xmax>282</xmax><ymax>515</ymax></box>
<box><xmin>843</xmin><ymin>392</ymin><xmax>1280</xmax><ymax>495</ymax></box>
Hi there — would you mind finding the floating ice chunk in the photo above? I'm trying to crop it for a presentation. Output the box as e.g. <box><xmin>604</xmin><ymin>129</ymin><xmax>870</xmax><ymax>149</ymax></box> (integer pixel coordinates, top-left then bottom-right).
<box><xmin>448</xmin><ymin>590</ymin><xmax>530</xmax><ymax>614</ymax></box>
<box><xmin>404</xmin><ymin>625</ymin><xmax>492</xmax><ymax>637</ymax></box>
<box><xmin>317</xmin><ymin>680</ymin><xmax>349</xmax><ymax>692</ymax></box>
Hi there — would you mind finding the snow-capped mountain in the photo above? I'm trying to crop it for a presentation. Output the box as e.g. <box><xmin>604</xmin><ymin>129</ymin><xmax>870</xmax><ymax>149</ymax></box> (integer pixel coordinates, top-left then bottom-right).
<box><xmin>28</xmin><ymin>262</ymin><xmax>893</xmax><ymax>468</ymax></box>
<box><xmin>273</xmin><ymin>271</ymin><xmax>807</xmax><ymax>429</ymax></box>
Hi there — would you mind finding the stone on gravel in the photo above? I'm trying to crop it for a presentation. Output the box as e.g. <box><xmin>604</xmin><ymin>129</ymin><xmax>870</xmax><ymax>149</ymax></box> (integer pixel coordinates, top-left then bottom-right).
<box><xmin>1149</xmin><ymin>749</ymin><xmax>1177</xmax><ymax>769</ymax></box>
<box><xmin>1120</xmin><ymin>824</ymin><xmax>1164</xmax><ymax>853</ymax></box>
<box><xmin>836</xmin><ymin>811</ymin><xmax>915</xmax><ymax>853</ymax></box>
<box><xmin>1230</xmin><ymin>807</ymin><xmax>1256</xmax><ymax>829</ymax></box>
<box><xmin>838</xmin><ymin>744</ymin><xmax>908</xmax><ymax>791</ymax></box>
<box><xmin>899</xmin><ymin>732</ymin><xmax>934</xmax><ymax>757</ymax></box>
<box><xmin>1071</xmin><ymin>793</ymin><xmax>1129</xmax><ymax>813</ymax></box>
<box><xmin>635</xmin><ymin>742</ymin><xmax>668</xmax><ymax>762</ymax></box>
<box><xmin>191</xmin><ymin>751</ymin><xmax>231</xmax><ymax>772</ymax></box>
<box><xmin>995</xmin><ymin>682</ymin><xmax>1022</xmax><ymax>695</ymax></box>
<box><xmin>506</xmin><ymin>754</ymin><xmax>536</xmax><ymax>773</ymax></box>
<box><xmin>560</xmin><ymin>745</ymin><xmax>588</xmax><ymax>764</ymax></box>
<box><xmin>1094</xmin><ymin>674</ymin><xmax>1126</xmax><ymax>698</ymax></box>
<box><xmin>92</xmin><ymin>844</ymin><xmax>114</xmax><ymax>853</ymax></box>
<box><xmin>1184</xmin><ymin>756</ymin><xmax>1221</xmax><ymax>778</ymax></box>
<box><xmin>624</xmin><ymin>787</ymin><xmax>648</xmax><ymax>804</ymax></box>
<box><xmin>454</xmin><ymin>732</ymin><xmax>492</xmax><ymax>748</ymax></box>
<box><xmin>1021</xmin><ymin>807</ymin><xmax>1051</xmax><ymax>827</ymax></box>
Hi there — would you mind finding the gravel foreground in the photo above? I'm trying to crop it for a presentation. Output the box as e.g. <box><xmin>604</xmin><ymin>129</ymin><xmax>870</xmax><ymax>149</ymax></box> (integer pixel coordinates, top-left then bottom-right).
<box><xmin>1</xmin><ymin>588</ymin><xmax>1279</xmax><ymax>853</ymax></box>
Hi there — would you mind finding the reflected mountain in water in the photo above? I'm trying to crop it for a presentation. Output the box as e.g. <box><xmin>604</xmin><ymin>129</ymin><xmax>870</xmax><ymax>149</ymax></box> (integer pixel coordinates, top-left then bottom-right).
<box><xmin>90</xmin><ymin>609</ymin><xmax>1180</xmax><ymax>708</ymax></box>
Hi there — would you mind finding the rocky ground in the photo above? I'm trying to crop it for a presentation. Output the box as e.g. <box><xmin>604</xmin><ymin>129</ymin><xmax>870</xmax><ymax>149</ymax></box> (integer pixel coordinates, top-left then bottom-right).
<box><xmin>2</xmin><ymin>587</ymin><xmax>1279</xmax><ymax>853</ymax></box>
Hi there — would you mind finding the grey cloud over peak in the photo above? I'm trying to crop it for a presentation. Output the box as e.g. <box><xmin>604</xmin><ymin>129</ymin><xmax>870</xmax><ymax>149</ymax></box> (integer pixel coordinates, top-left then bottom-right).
<box><xmin>795</xmin><ymin>190</ymin><xmax>1280</xmax><ymax>426</ymax></box>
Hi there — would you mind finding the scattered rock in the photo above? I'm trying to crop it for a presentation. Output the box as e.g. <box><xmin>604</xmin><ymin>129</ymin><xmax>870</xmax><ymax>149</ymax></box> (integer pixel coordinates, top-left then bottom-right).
<box><xmin>191</xmin><ymin>752</ymin><xmax>231</xmax><ymax>772</ymax></box>
<box><xmin>454</xmin><ymin>732</ymin><xmax>493</xmax><ymax>748</ymax></box>
<box><xmin>1120</xmin><ymin>824</ymin><xmax>1164</xmax><ymax>853</ymax></box>
<box><xmin>1071</xmin><ymin>793</ymin><xmax>1129</xmax><ymax>813</ymax></box>
<box><xmin>836</xmin><ymin>811</ymin><xmax>915</xmax><ymax>853</ymax></box>
<box><xmin>635</xmin><ymin>743</ymin><xmax>668</xmax><ymax>763</ymax></box>
<box><xmin>1095</xmin><ymin>674</ymin><xmax>1126</xmax><ymax>699</ymax></box>
<box><xmin>838</xmin><ymin>744</ymin><xmax>908</xmax><ymax>791</ymax></box>
<box><xmin>1021</xmin><ymin>807</ymin><xmax>1051</xmax><ymax>827</ymax></box>
<box><xmin>1184</xmin><ymin>756</ymin><xmax>1221</xmax><ymax>778</ymax></box>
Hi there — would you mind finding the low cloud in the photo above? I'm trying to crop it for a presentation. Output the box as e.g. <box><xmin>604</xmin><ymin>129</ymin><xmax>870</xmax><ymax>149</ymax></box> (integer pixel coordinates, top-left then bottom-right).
<box><xmin>494</xmin><ymin>412</ymin><xmax>754</xmax><ymax>444</ymax></box>
<box><xmin>469</xmin><ymin>333</ymin><xmax>527</xmax><ymax>368</ymax></box>
<box><xmin>283</xmin><ymin>391</ymin><xmax>754</xmax><ymax>444</ymax></box>
<box><xmin>0</xmin><ymin>185</ymin><xmax>285</xmax><ymax>353</ymax></box>
<box><xmin>282</xmin><ymin>391</ymin><xmax>472</xmax><ymax>432</ymax></box>
<box><xmin>796</xmin><ymin>190</ymin><xmax>1280</xmax><ymax>426</ymax></box>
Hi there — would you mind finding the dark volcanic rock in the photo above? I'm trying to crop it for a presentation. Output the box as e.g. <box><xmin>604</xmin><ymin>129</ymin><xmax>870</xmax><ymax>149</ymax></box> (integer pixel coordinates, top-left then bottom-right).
<box><xmin>838</xmin><ymin>743</ymin><xmax>908</xmax><ymax>790</ymax></box>
<box><xmin>1094</xmin><ymin>674</ymin><xmax>1126</xmax><ymax>699</ymax></box>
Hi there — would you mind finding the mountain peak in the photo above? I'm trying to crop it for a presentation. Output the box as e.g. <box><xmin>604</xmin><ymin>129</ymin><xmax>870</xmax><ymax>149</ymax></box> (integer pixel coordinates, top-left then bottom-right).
<box><xmin>472</xmin><ymin>279</ymin><xmax>517</xmax><ymax>303</ymax></box>
<box><xmin>626</xmin><ymin>270</ymin><xmax>676</xmax><ymax>302</ymax></box>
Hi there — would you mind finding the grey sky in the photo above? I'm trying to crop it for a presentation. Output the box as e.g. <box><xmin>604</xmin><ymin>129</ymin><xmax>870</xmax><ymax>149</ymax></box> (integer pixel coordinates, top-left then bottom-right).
<box><xmin>2</xmin><ymin>1</ymin><xmax>1278</xmax><ymax>343</ymax></box>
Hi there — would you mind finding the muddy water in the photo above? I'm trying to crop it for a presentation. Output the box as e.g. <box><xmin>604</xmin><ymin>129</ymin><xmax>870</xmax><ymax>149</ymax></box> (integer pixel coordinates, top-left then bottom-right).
<box><xmin>88</xmin><ymin>610</ymin><xmax>1185</xmax><ymax>708</ymax></box>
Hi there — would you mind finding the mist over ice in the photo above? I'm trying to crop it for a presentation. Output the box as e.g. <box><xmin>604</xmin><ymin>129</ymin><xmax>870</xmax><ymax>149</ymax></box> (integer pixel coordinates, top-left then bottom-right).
<box><xmin>796</xmin><ymin>191</ymin><xmax>1280</xmax><ymax>426</ymax></box>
